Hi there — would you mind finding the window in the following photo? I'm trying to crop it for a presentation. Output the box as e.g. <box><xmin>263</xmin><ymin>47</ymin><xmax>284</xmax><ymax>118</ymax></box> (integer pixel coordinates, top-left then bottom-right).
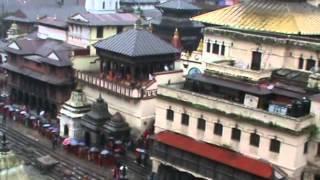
<box><xmin>306</xmin><ymin>59</ymin><xmax>315</xmax><ymax>71</ymax></box>
<box><xmin>250</xmin><ymin>133</ymin><xmax>260</xmax><ymax>147</ymax></box>
<box><xmin>221</xmin><ymin>43</ymin><xmax>225</xmax><ymax>56</ymax></box>
<box><xmin>251</xmin><ymin>51</ymin><xmax>262</xmax><ymax>70</ymax></box>
<box><xmin>197</xmin><ymin>118</ymin><xmax>206</xmax><ymax>131</ymax></box>
<box><xmin>74</xmin><ymin>48</ymin><xmax>90</xmax><ymax>56</ymax></box>
<box><xmin>298</xmin><ymin>57</ymin><xmax>304</xmax><ymax>69</ymax></box>
<box><xmin>166</xmin><ymin>109</ymin><xmax>174</xmax><ymax>121</ymax></box>
<box><xmin>270</xmin><ymin>138</ymin><xmax>281</xmax><ymax>153</ymax></box>
<box><xmin>212</xmin><ymin>43</ymin><xmax>219</xmax><ymax>54</ymax></box>
<box><xmin>213</xmin><ymin>123</ymin><xmax>223</xmax><ymax>136</ymax></box>
<box><xmin>231</xmin><ymin>128</ymin><xmax>241</xmax><ymax>141</ymax></box>
<box><xmin>317</xmin><ymin>143</ymin><xmax>320</xmax><ymax>156</ymax></box>
<box><xmin>304</xmin><ymin>142</ymin><xmax>308</xmax><ymax>154</ymax></box>
<box><xmin>206</xmin><ymin>42</ymin><xmax>211</xmax><ymax>53</ymax></box>
<box><xmin>181</xmin><ymin>113</ymin><xmax>189</xmax><ymax>126</ymax></box>
<box><xmin>102</xmin><ymin>1</ymin><xmax>105</xmax><ymax>9</ymax></box>
<box><xmin>97</xmin><ymin>27</ymin><xmax>104</xmax><ymax>38</ymax></box>
<box><xmin>117</xmin><ymin>26</ymin><xmax>123</xmax><ymax>34</ymax></box>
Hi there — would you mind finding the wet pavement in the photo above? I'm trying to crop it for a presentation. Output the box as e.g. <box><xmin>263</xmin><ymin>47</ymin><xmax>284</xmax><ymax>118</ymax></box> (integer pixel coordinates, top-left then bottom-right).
<box><xmin>1</xmin><ymin>116</ymin><xmax>151</xmax><ymax>180</ymax></box>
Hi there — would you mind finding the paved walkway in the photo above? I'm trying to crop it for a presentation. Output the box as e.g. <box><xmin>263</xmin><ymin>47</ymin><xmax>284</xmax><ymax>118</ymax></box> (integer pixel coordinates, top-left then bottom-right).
<box><xmin>5</xmin><ymin>119</ymin><xmax>149</xmax><ymax>180</ymax></box>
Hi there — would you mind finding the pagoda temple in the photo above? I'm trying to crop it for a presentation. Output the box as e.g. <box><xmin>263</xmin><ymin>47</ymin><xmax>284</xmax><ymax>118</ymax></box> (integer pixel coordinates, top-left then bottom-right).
<box><xmin>75</xmin><ymin>24</ymin><xmax>183</xmax><ymax>135</ymax></box>
<box><xmin>59</xmin><ymin>86</ymin><xmax>91</xmax><ymax>140</ymax></box>
<box><xmin>151</xmin><ymin>0</ymin><xmax>203</xmax><ymax>51</ymax></box>
<box><xmin>81</xmin><ymin>95</ymin><xmax>111</xmax><ymax>147</ymax></box>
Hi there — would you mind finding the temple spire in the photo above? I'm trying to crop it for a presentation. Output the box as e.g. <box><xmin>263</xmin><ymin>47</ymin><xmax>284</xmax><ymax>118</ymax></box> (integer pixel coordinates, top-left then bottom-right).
<box><xmin>196</xmin><ymin>39</ymin><xmax>203</xmax><ymax>52</ymax></box>
<box><xmin>171</xmin><ymin>28</ymin><xmax>182</xmax><ymax>50</ymax></box>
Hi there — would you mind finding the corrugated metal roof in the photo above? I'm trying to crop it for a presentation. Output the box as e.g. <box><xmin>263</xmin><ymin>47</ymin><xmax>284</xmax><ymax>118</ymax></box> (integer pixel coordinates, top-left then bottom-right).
<box><xmin>155</xmin><ymin>131</ymin><xmax>274</xmax><ymax>179</ymax></box>
<box><xmin>5</xmin><ymin>5</ymin><xmax>86</xmax><ymax>24</ymax></box>
<box><xmin>121</xmin><ymin>0</ymin><xmax>159</xmax><ymax>4</ymax></box>
<box><xmin>157</xmin><ymin>0</ymin><xmax>201</xmax><ymax>11</ymax></box>
<box><xmin>192</xmin><ymin>0</ymin><xmax>320</xmax><ymax>35</ymax></box>
<box><xmin>68</xmin><ymin>13</ymin><xmax>139</xmax><ymax>26</ymax></box>
<box><xmin>95</xmin><ymin>29</ymin><xmax>179</xmax><ymax>57</ymax></box>
<box><xmin>38</xmin><ymin>16</ymin><xmax>68</xmax><ymax>28</ymax></box>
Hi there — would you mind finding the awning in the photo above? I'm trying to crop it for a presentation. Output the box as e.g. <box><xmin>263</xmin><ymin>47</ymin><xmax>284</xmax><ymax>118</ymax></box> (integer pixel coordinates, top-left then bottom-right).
<box><xmin>154</xmin><ymin>131</ymin><xmax>273</xmax><ymax>179</ymax></box>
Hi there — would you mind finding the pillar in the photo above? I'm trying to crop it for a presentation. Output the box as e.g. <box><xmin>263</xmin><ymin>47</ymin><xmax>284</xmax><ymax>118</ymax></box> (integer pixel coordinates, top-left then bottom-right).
<box><xmin>130</xmin><ymin>65</ymin><xmax>136</xmax><ymax>81</ymax></box>
<box><xmin>100</xmin><ymin>60</ymin><xmax>104</xmax><ymax>73</ymax></box>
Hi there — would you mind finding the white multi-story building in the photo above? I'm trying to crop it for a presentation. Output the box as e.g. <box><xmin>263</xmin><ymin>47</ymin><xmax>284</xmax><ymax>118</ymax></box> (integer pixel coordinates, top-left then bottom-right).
<box><xmin>180</xmin><ymin>0</ymin><xmax>320</xmax><ymax>77</ymax></box>
<box><xmin>152</xmin><ymin>65</ymin><xmax>320</xmax><ymax>180</ymax></box>
<box><xmin>151</xmin><ymin>0</ymin><xmax>320</xmax><ymax>179</ymax></box>
<box><xmin>85</xmin><ymin>0</ymin><xmax>120</xmax><ymax>14</ymax></box>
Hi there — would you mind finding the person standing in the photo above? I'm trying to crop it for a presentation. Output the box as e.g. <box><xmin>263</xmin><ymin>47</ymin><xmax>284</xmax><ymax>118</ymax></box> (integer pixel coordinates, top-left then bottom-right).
<box><xmin>119</xmin><ymin>165</ymin><xmax>128</xmax><ymax>180</ymax></box>
<box><xmin>112</xmin><ymin>163</ymin><xmax>121</xmax><ymax>180</ymax></box>
<box><xmin>52</xmin><ymin>135</ymin><xmax>57</xmax><ymax>150</ymax></box>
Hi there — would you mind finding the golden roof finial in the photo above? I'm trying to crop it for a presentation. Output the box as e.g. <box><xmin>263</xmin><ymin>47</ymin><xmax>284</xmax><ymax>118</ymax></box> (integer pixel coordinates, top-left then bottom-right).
<box><xmin>174</xmin><ymin>28</ymin><xmax>179</xmax><ymax>37</ymax></box>
<box><xmin>197</xmin><ymin>39</ymin><xmax>203</xmax><ymax>52</ymax></box>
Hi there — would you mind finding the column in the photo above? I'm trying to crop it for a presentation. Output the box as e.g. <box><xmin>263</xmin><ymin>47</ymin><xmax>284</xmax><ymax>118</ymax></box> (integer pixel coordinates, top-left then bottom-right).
<box><xmin>130</xmin><ymin>65</ymin><xmax>136</xmax><ymax>81</ymax></box>
<box><xmin>100</xmin><ymin>60</ymin><xmax>104</xmax><ymax>73</ymax></box>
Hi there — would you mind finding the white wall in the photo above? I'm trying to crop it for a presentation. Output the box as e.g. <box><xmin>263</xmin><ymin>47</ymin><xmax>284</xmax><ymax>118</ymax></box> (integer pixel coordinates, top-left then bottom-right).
<box><xmin>202</xmin><ymin>31</ymin><xmax>320</xmax><ymax>72</ymax></box>
<box><xmin>38</xmin><ymin>25</ymin><xmax>67</xmax><ymax>41</ymax></box>
<box><xmin>83</xmin><ymin>85</ymin><xmax>155</xmax><ymax>136</ymax></box>
<box><xmin>155</xmin><ymin>98</ymin><xmax>310</xmax><ymax>179</ymax></box>
<box><xmin>67</xmin><ymin>25</ymin><xmax>91</xmax><ymax>48</ymax></box>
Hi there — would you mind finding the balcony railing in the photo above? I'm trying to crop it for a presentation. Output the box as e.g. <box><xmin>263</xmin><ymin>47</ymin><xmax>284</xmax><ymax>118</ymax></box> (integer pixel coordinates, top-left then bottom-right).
<box><xmin>158</xmin><ymin>83</ymin><xmax>314</xmax><ymax>132</ymax></box>
<box><xmin>75</xmin><ymin>71</ymin><xmax>157</xmax><ymax>99</ymax></box>
<box><xmin>206</xmin><ymin>62</ymin><xmax>272</xmax><ymax>81</ymax></box>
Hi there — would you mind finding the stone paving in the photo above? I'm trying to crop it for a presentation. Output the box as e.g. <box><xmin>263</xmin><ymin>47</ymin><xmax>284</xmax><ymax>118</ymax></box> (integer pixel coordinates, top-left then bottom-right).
<box><xmin>4</xmin><ymin>118</ymin><xmax>150</xmax><ymax>180</ymax></box>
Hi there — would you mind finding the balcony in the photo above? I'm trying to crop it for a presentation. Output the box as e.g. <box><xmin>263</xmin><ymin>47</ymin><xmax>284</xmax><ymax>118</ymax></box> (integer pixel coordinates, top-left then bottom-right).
<box><xmin>158</xmin><ymin>83</ymin><xmax>314</xmax><ymax>133</ymax></box>
<box><xmin>206</xmin><ymin>61</ymin><xmax>272</xmax><ymax>82</ymax></box>
<box><xmin>75</xmin><ymin>71</ymin><xmax>157</xmax><ymax>99</ymax></box>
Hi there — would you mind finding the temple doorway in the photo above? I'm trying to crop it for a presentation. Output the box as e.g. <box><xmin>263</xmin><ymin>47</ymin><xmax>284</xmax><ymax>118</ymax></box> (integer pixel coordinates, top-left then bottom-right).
<box><xmin>84</xmin><ymin>131</ymin><xmax>91</xmax><ymax>147</ymax></box>
<box><xmin>63</xmin><ymin>124</ymin><xmax>69</xmax><ymax>137</ymax></box>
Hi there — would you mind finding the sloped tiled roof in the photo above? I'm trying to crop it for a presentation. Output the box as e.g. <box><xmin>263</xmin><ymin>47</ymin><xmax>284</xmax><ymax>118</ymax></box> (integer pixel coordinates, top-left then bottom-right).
<box><xmin>0</xmin><ymin>0</ymin><xmax>85</xmax><ymax>14</ymax></box>
<box><xmin>5</xmin><ymin>37</ymin><xmax>83</xmax><ymax>67</ymax></box>
<box><xmin>68</xmin><ymin>12</ymin><xmax>138</xmax><ymax>26</ymax></box>
<box><xmin>157</xmin><ymin>0</ymin><xmax>200</xmax><ymax>11</ymax></box>
<box><xmin>95</xmin><ymin>29</ymin><xmax>179</xmax><ymax>57</ymax></box>
<box><xmin>192</xmin><ymin>0</ymin><xmax>320</xmax><ymax>35</ymax></box>
<box><xmin>5</xmin><ymin>4</ymin><xmax>86</xmax><ymax>24</ymax></box>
